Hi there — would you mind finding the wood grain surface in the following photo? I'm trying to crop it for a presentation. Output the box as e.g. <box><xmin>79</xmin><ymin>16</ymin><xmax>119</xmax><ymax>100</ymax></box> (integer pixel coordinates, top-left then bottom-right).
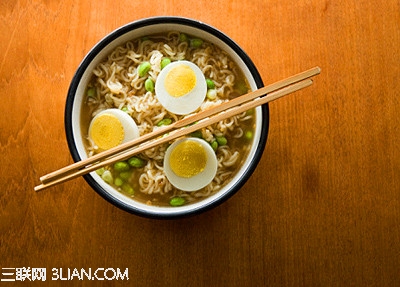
<box><xmin>1</xmin><ymin>0</ymin><xmax>399</xmax><ymax>286</ymax></box>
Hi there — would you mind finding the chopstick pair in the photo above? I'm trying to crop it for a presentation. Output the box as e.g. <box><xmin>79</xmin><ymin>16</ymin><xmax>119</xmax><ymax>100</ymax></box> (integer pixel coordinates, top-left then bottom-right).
<box><xmin>35</xmin><ymin>66</ymin><xmax>321</xmax><ymax>192</ymax></box>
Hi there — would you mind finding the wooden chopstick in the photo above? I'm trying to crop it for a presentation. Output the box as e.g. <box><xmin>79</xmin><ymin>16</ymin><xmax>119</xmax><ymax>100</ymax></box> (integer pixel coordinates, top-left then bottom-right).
<box><xmin>34</xmin><ymin>77</ymin><xmax>315</xmax><ymax>192</ymax></box>
<box><xmin>35</xmin><ymin>67</ymin><xmax>320</xmax><ymax>191</ymax></box>
<box><xmin>39</xmin><ymin>66</ymin><xmax>321</xmax><ymax>185</ymax></box>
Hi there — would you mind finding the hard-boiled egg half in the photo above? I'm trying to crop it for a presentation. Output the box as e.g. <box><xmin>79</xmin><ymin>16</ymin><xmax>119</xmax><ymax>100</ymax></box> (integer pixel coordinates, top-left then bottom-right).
<box><xmin>88</xmin><ymin>109</ymin><xmax>140</xmax><ymax>151</ymax></box>
<box><xmin>164</xmin><ymin>137</ymin><xmax>218</xmax><ymax>191</ymax></box>
<box><xmin>155</xmin><ymin>60</ymin><xmax>207</xmax><ymax>115</ymax></box>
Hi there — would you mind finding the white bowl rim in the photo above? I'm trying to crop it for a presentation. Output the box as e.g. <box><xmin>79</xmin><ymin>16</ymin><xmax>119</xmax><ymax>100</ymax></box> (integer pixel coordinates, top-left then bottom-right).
<box><xmin>65</xmin><ymin>16</ymin><xmax>269</xmax><ymax>219</ymax></box>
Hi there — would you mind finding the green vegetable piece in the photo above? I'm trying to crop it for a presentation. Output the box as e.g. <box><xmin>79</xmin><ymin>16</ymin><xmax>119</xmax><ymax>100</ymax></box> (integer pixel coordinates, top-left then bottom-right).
<box><xmin>157</xmin><ymin>118</ymin><xmax>172</xmax><ymax>126</ymax></box>
<box><xmin>244</xmin><ymin>130</ymin><xmax>253</xmax><ymax>140</ymax></box>
<box><xmin>190</xmin><ymin>38</ymin><xmax>203</xmax><ymax>48</ymax></box>
<box><xmin>119</xmin><ymin>171</ymin><xmax>132</xmax><ymax>181</ymax></box>
<box><xmin>161</xmin><ymin>58</ymin><xmax>171</xmax><ymax>69</ymax></box>
<box><xmin>122</xmin><ymin>183</ymin><xmax>134</xmax><ymax>195</ymax></box>
<box><xmin>96</xmin><ymin>167</ymin><xmax>105</xmax><ymax>176</ymax></box>
<box><xmin>114</xmin><ymin>161</ymin><xmax>130</xmax><ymax>172</ymax></box>
<box><xmin>179</xmin><ymin>33</ymin><xmax>188</xmax><ymax>42</ymax></box>
<box><xmin>128</xmin><ymin>156</ymin><xmax>146</xmax><ymax>168</ymax></box>
<box><xmin>234</xmin><ymin>80</ymin><xmax>249</xmax><ymax>95</ymax></box>
<box><xmin>210</xmin><ymin>140</ymin><xmax>218</xmax><ymax>151</ymax></box>
<box><xmin>190</xmin><ymin>130</ymin><xmax>203</xmax><ymax>139</ymax></box>
<box><xmin>114</xmin><ymin>177</ymin><xmax>124</xmax><ymax>187</ymax></box>
<box><xmin>206</xmin><ymin>79</ymin><xmax>215</xmax><ymax>89</ymax></box>
<box><xmin>145</xmin><ymin>78</ymin><xmax>154</xmax><ymax>92</ymax></box>
<box><xmin>101</xmin><ymin>170</ymin><xmax>113</xmax><ymax>184</ymax></box>
<box><xmin>138</xmin><ymin>61</ymin><xmax>151</xmax><ymax>77</ymax></box>
<box><xmin>170</xmin><ymin>197</ymin><xmax>186</xmax><ymax>207</ymax></box>
<box><xmin>206</xmin><ymin>89</ymin><xmax>217</xmax><ymax>100</ymax></box>
<box><xmin>87</xmin><ymin>87</ymin><xmax>96</xmax><ymax>98</ymax></box>
<box><xmin>121</xmin><ymin>106</ymin><xmax>129</xmax><ymax>112</ymax></box>
<box><xmin>246</xmin><ymin>109</ymin><xmax>254</xmax><ymax>116</ymax></box>
<box><xmin>216</xmin><ymin>136</ymin><xmax>227</xmax><ymax>146</ymax></box>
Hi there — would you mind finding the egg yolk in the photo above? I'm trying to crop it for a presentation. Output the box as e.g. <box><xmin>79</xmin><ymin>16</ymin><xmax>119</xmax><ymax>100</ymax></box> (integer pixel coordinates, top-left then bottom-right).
<box><xmin>169</xmin><ymin>140</ymin><xmax>207</xmax><ymax>178</ymax></box>
<box><xmin>164</xmin><ymin>65</ymin><xmax>196</xmax><ymax>97</ymax></box>
<box><xmin>90</xmin><ymin>113</ymin><xmax>124</xmax><ymax>150</ymax></box>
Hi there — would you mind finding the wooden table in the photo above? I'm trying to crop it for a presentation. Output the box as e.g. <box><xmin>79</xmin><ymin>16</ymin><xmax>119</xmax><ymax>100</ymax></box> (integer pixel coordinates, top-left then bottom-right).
<box><xmin>1</xmin><ymin>0</ymin><xmax>399</xmax><ymax>286</ymax></box>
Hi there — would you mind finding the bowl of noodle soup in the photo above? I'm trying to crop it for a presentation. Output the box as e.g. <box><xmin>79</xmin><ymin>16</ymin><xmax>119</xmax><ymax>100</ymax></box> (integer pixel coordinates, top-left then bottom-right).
<box><xmin>65</xmin><ymin>17</ymin><xmax>269</xmax><ymax>219</ymax></box>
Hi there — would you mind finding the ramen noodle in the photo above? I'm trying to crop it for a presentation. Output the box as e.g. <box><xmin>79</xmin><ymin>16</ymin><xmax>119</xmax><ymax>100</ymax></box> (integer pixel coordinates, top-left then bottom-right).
<box><xmin>81</xmin><ymin>31</ymin><xmax>256</xmax><ymax>207</ymax></box>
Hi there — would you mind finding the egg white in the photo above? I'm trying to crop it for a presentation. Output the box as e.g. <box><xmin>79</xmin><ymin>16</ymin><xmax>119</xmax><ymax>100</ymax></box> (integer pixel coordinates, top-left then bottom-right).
<box><xmin>155</xmin><ymin>60</ymin><xmax>207</xmax><ymax>115</ymax></box>
<box><xmin>88</xmin><ymin>109</ymin><xmax>140</xmax><ymax>150</ymax></box>
<box><xmin>163</xmin><ymin>137</ymin><xmax>218</xmax><ymax>191</ymax></box>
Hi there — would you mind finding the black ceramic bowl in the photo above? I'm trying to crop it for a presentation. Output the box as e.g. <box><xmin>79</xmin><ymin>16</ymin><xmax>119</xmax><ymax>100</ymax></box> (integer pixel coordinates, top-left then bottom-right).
<box><xmin>65</xmin><ymin>17</ymin><xmax>269</xmax><ymax>219</ymax></box>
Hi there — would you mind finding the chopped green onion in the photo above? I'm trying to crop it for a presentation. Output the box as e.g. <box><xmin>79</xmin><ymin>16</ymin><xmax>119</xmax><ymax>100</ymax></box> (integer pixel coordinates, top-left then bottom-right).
<box><xmin>101</xmin><ymin>170</ymin><xmax>113</xmax><ymax>184</ymax></box>
<box><xmin>234</xmin><ymin>80</ymin><xmax>249</xmax><ymax>95</ymax></box>
<box><xmin>206</xmin><ymin>89</ymin><xmax>217</xmax><ymax>100</ymax></box>
<box><xmin>206</xmin><ymin>79</ymin><xmax>215</xmax><ymax>89</ymax></box>
<box><xmin>246</xmin><ymin>109</ymin><xmax>255</xmax><ymax>116</ymax></box>
<box><xmin>96</xmin><ymin>168</ymin><xmax>105</xmax><ymax>176</ymax></box>
<box><xmin>87</xmin><ymin>87</ymin><xmax>96</xmax><ymax>98</ymax></box>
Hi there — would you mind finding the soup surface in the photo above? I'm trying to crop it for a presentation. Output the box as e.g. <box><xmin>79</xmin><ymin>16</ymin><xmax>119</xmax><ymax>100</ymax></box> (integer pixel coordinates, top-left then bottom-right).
<box><xmin>81</xmin><ymin>31</ymin><xmax>256</xmax><ymax>207</ymax></box>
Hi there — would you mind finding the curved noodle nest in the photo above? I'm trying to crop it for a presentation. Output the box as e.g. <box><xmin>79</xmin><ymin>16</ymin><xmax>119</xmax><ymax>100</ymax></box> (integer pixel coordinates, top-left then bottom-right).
<box><xmin>82</xmin><ymin>31</ymin><xmax>256</xmax><ymax>207</ymax></box>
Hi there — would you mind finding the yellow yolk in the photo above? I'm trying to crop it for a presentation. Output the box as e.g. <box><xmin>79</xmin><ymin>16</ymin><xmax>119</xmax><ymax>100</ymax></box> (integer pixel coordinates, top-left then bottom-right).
<box><xmin>164</xmin><ymin>65</ymin><xmax>196</xmax><ymax>97</ymax></box>
<box><xmin>169</xmin><ymin>140</ymin><xmax>207</xmax><ymax>178</ymax></box>
<box><xmin>89</xmin><ymin>113</ymin><xmax>124</xmax><ymax>150</ymax></box>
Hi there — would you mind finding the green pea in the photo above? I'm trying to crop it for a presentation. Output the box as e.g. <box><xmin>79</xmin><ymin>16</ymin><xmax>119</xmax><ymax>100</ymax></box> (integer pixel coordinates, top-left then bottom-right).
<box><xmin>96</xmin><ymin>167</ymin><xmax>105</xmax><ymax>176</ymax></box>
<box><xmin>244</xmin><ymin>130</ymin><xmax>253</xmax><ymax>140</ymax></box>
<box><xmin>121</xmin><ymin>183</ymin><xmax>134</xmax><ymax>195</ymax></box>
<box><xmin>161</xmin><ymin>58</ymin><xmax>171</xmax><ymax>69</ymax></box>
<box><xmin>114</xmin><ymin>161</ymin><xmax>130</xmax><ymax>172</ymax></box>
<box><xmin>190</xmin><ymin>130</ymin><xmax>203</xmax><ymax>139</ymax></box>
<box><xmin>216</xmin><ymin>136</ymin><xmax>227</xmax><ymax>146</ymax></box>
<box><xmin>128</xmin><ymin>156</ymin><xmax>146</xmax><ymax>168</ymax></box>
<box><xmin>121</xmin><ymin>106</ymin><xmax>129</xmax><ymax>112</ymax></box>
<box><xmin>101</xmin><ymin>170</ymin><xmax>113</xmax><ymax>184</ymax></box>
<box><xmin>138</xmin><ymin>61</ymin><xmax>151</xmax><ymax>77</ymax></box>
<box><xmin>179</xmin><ymin>33</ymin><xmax>188</xmax><ymax>42</ymax></box>
<box><xmin>119</xmin><ymin>171</ymin><xmax>132</xmax><ymax>181</ymax></box>
<box><xmin>206</xmin><ymin>89</ymin><xmax>217</xmax><ymax>100</ymax></box>
<box><xmin>87</xmin><ymin>87</ymin><xmax>96</xmax><ymax>98</ymax></box>
<box><xmin>206</xmin><ymin>79</ymin><xmax>215</xmax><ymax>89</ymax></box>
<box><xmin>170</xmin><ymin>197</ymin><xmax>186</xmax><ymax>207</ymax></box>
<box><xmin>114</xmin><ymin>177</ymin><xmax>124</xmax><ymax>187</ymax></box>
<box><xmin>157</xmin><ymin>118</ymin><xmax>172</xmax><ymax>126</ymax></box>
<box><xmin>190</xmin><ymin>38</ymin><xmax>203</xmax><ymax>48</ymax></box>
<box><xmin>145</xmin><ymin>78</ymin><xmax>154</xmax><ymax>92</ymax></box>
<box><xmin>210</xmin><ymin>140</ymin><xmax>218</xmax><ymax>151</ymax></box>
